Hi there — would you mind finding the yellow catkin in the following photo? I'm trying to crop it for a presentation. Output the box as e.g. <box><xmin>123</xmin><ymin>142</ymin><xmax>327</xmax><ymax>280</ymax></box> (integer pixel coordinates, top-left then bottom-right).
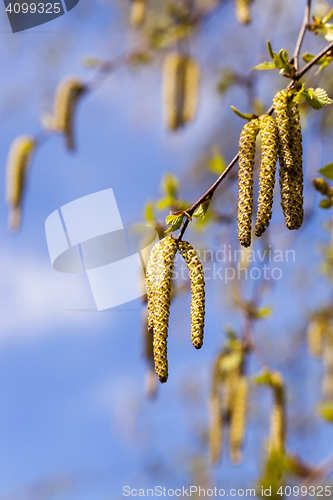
<box><xmin>53</xmin><ymin>77</ymin><xmax>85</xmax><ymax>150</ymax></box>
<box><xmin>229</xmin><ymin>376</ymin><xmax>249</xmax><ymax>463</ymax></box>
<box><xmin>209</xmin><ymin>375</ymin><xmax>223</xmax><ymax>466</ymax></box>
<box><xmin>268</xmin><ymin>372</ymin><xmax>285</xmax><ymax>454</ymax></box>
<box><xmin>307</xmin><ymin>319</ymin><xmax>325</xmax><ymax>358</ymax></box>
<box><xmin>234</xmin><ymin>0</ymin><xmax>251</xmax><ymax>24</ymax></box>
<box><xmin>322</xmin><ymin>332</ymin><xmax>333</xmax><ymax>400</ymax></box>
<box><xmin>163</xmin><ymin>52</ymin><xmax>200</xmax><ymax>131</ymax></box>
<box><xmin>177</xmin><ymin>241</ymin><xmax>205</xmax><ymax>349</ymax></box>
<box><xmin>153</xmin><ymin>236</ymin><xmax>177</xmax><ymax>383</ymax></box>
<box><xmin>145</xmin><ymin>239</ymin><xmax>166</xmax><ymax>332</ymax></box>
<box><xmin>130</xmin><ymin>0</ymin><xmax>146</xmax><ymax>27</ymax></box>
<box><xmin>142</xmin><ymin>309</ymin><xmax>157</xmax><ymax>399</ymax></box>
<box><xmin>6</xmin><ymin>135</ymin><xmax>35</xmax><ymax>231</ymax></box>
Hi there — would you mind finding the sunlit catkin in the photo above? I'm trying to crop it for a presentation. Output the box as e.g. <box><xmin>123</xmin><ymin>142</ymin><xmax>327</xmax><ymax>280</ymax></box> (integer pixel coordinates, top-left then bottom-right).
<box><xmin>229</xmin><ymin>376</ymin><xmax>248</xmax><ymax>463</ymax></box>
<box><xmin>153</xmin><ymin>236</ymin><xmax>177</xmax><ymax>383</ymax></box>
<box><xmin>142</xmin><ymin>309</ymin><xmax>157</xmax><ymax>399</ymax></box>
<box><xmin>307</xmin><ymin>319</ymin><xmax>325</xmax><ymax>358</ymax></box>
<box><xmin>237</xmin><ymin>118</ymin><xmax>260</xmax><ymax>247</ymax></box>
<box><xmin>163</xmin><ymin>52</ymin><xmax>200</xmax><ymax>131</ymax></box>
<box><xmin>146</xmin><ymin>239</ymin><xmax>166</xmax><ymax>331</ymax></box>
<box><xmin>6</xmin><ymin>135</ymin><xmax>35</xmax><ymax>231</ymax></box>
<box><xmin>255</xmin><ymin>115</ymin><xmax>278</xmax><ymax>237</ymax></box>
<box><xmin>234</xmin><ymin>0</ymin><xmax>251</xmax><ymax>24</ymax></box>
<box><xmin>177</xmin><ymin>241</ymin><xmax>205</xmax><ymax>349</ymax></box>
<box><xmin>287</xmin><ymin>100</ymin><xmax>304</xmax><ymax>229</ymax></box>
<box><xmin>53</xmin><ymin>77</ymin><xmax>85</xmax><ymax>150</ymax></box>
<box><xmin>269</xmin><ymin>372</ymin><xmax>285</xmax><ymax>454</ymax></box>
<box><xmin>130</xmin><ymin>0</ymin><xmax>146</xmax><ymax>27</ymax></box>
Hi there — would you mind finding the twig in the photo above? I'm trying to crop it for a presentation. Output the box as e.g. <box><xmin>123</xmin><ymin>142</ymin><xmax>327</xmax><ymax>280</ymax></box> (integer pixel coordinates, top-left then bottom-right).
<box><xmin>293</xmin><ymin>0</ymin><xmax>312</xmax><ymax>74</ymax></box>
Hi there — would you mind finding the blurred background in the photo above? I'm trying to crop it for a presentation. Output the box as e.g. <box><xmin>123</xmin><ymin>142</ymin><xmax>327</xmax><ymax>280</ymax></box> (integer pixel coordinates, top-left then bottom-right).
<box><xmin>1</xmin><ymin>0</ymin><xmax>333</xmax><ymax>498</ymax></box>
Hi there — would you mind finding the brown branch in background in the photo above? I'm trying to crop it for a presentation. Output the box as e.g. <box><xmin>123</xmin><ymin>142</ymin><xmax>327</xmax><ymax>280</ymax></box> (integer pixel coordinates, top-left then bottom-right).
<box><xmin>293</xmin><ymin>0</ymin><xmax>312</xmax><ymax>74</ymax></box>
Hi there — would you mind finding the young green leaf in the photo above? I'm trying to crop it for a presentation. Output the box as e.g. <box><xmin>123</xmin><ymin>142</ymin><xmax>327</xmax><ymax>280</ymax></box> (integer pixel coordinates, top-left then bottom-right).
<box><xmin>193</xmin><ymin>200</ymin><xmax>210</xmax><ymax>219</ymax></box>
<box><xmin>317</xmin><ymin>401</ymin><xmax>333</xmax><ymax>422</ymax></box>
<box><xmin>322</xmin><ymin>7</ymin><xmax>333</xmax><ymax>24</ymax></box>
<box><xmin>319</xmin><ymin>199</ymin><xmax>333</xmax><ymax>209</ymax></box>
<box><xmin>144</xmin><ymin>201</ymin><xmax>155</xmax><ymax>222</ymax></box>
<box><xmin>231</xmin><ymin>106</ymin><xmax>255</xmax><ymax>121</ymax></box>
<box><xmin>207</xmin><ymin>147</ymin><xmax>226</xmax><ymax>174</ymax></box>
<box><xmin>319</xmin><ymin>163</ymin><xmax>333</xmax><ymax>180</ymax></box>
<box><xmin>267</xmin><ymin>40</ymin><xmax>274</xmax><ymax>60</ymax></box>
<box><xmin>252</xmin><ymin>61</ymin><xmax>276</xmax><ymax>70</ymax></box>
<box><xmin>165</xmin><ymin>213</ymin><xmax>184</xmax><ymax>232</ymax></box>
<box><xmin>293</xmin><ymin>85</ymin><xmax>333</xmax><ymax>110</ymax></box>
<box><xmin>162</xmin><ymin>173</ymin><xmax>179</xmax><ymax>198</ymax></box>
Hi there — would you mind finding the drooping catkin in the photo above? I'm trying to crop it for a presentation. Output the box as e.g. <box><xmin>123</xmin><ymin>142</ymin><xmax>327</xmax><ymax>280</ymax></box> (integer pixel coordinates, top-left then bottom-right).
<box><xmin>307</xmin><ymin>319</ymin><xmax>325</xmax><ymax>358</ymax></box>
<box><xmin>269</xmin><ymin>372</ymin><xmax>286</xmax><ymax>454</ymax></box>
<box><xmin>234</xmin><ymin>0</ymin><xmax>251</xmax><ymax>24</ymax></box>
<box><xmin>163</xmin><ymin>52</ymin><xmax>200</xmax><ymax>131</ymax></box>
<box><xmin>229</xmin><ymin>375</ymin><xmax>249</xmax><ymax>463</ymax></box>
<box><xmin>209</xmin><ymin>361</ymin><xmax>223</xmax><ymax>465</ymax></box>
<box><xmin>130</xmin><ymin>0</ymin><xmax>146</xmax><ymax>27</ymax></box>
<box><xmin>153</xmin><ymin>236</ymin><xmax>177</xmax><ymax>383</ymax></box>
<box><xmin>53</xmin><ymin>77</ymin><xmax>85</xmax><ymax>150</ymax></box>
<box><xmin>146</xmin><ymin>239</ymin><xmax>166</xmax><ymax>331</ymax></box>
<box><xmin>255</xmin><ymin>114</ymin><xmax>278</xmax><ymax>237</ymax></box>
<box><xmin>322</xmin><ymin>331</ymin><xmax>333</xmax><ymax>400</ymax></box>
<box><xmin>237</xmin><ymin>118</ymin><xmax>260</xmax><ymax>247</ymax></box>
<box><xmin>274</xmin><ymin>90</ymin><xmax>304</xmax><ymax>230</ymax></box>
<box><xmin>6</xmin><ymin>135</ymin><xmax>35</xmax><ymax>231</ymax></box>
<box><xmin>142</xmin><ymin>309</ymin><xmax>157</xmax><ymax>399</ymax></box>
<box><xmin>177</xmin><ymin>241</ymin><xmax>205</xmax><ymax>349</ymax></box>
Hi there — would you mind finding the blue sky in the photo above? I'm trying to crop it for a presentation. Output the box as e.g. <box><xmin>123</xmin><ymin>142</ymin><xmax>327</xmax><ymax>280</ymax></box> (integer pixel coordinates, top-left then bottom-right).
<box><xmin>0</xmin><ymin>0</ymin><xmax>333</xmax><ymax>498</ymax></box>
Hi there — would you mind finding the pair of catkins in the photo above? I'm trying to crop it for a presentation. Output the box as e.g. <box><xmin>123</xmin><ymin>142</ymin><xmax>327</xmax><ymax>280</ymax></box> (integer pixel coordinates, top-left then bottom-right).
<box><xmin>237</xmin><ymin>89</ymin><xmax>304</xmax><ymax>247</ymax></box>
<box><xmin>146</xmin><ymin>235</ymin><xmax>205</xmax><ymax>383</ymax></box>
<box><xmin>6</xmin><ymin>77</ymin><xmax>85</xmax><ymax>230</ymax></box>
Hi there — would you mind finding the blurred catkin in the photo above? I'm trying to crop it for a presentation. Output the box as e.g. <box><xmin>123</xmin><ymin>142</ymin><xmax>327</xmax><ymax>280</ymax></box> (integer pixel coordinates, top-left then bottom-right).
<box><xmin>130</xmin><ymin>0</ymin><xmax>146</xmax><ymax>27</ymax></box>
<box><xmin>255</xmin><ymin>115</ymin><xmax>278</xmax><ymax>237</ymax></box>
<box><xmin>6</xmin><ymin>135</ymin><xmax>35</xmax><ymax>231</ymax></box>
<box><xmin>322</xmin><ymin>330</ymin><xmax>333</xmax><ymax>400</ymax></box>
<box><xmin>312</xmin><ymin>177</ymin><xmax>331</xmax><ymax>196</ymax></box>
<box><xmin>153</xmin><ymin>236</ymin><xmax>177</xmax><ymax>383</ymax></box>
<box><xmin>209</xmin><ymin>363</ymin><xmax>223</xmax><ymax>465</ymax></box>
<box><xmin>237</xmin><ymin>118</ymin><xmax>260</xmax><ymax>247</ymax></box>
<box><xmin>307</xmin><ymin>319</ymin><xmax>325</xmax><ymax>358</ymax></box>
<box><xmin>177</xmin><ymin>241</ymin><xmax>205</xmax><ymax>349</ymax></box>
<box><xmin>234</xmin><ymin>0</ymin><xmax>252</xmax><ymax>24</ymax></box>
<box><xmin>142</xmin><ymin>308</ymin><xmax>157</xmax><ymax>399</ymax></box>
<box><xmin>163</xmin><ymin>52</ymin><xmax>200</xmax><ymax>130</ymax></box>
<box><xmin>53</xmin><ymin>77</ymin><xmax>85</xmax><ymax>150</ymax></box>
<box><xmin>229</xmin><ymin>376</ymin><xmax>249</xmax><ymax>463</ymax></box>
<box><xmin>269</xmin><ymin>372</ymin><xmax>285</xmax><ymax>454</ymax></box>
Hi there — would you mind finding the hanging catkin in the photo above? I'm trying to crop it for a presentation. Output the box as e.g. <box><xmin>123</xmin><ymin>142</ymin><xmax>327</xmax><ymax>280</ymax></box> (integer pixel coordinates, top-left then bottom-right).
<box><xmin>6</xmin><ymin>135</ymin><xmax>35</xmax><ymax>231</ymax></box>
<box><xmin>53</xmin><ymin>77</ymin><xmax>85</xmax><ymax>150</ymax></box>
<box><xmin>322</xmin><ymin>329</ymin><xmax>333</xmax><ymax>400</ymax></box>
<box><xmin>255</xmin><ymin>115</ymin><xmax>278</xmax><ymax>237</ymax></box>
<box><xmin>146</xmin><ymin>239</ymin><xmax>166</xmax><ymax>331</ymax></box>
<box><xmin>274</xmin><ymin>90</ymin><xmax>304</xmax><ymax>230</ymax></box>
<box><xmin>142</xmin><ymin>308</ymin><xmax>157</xmax><ymax>399</ymax></box>
<box><xmin>229</xmin><ymin>375</ymin><xmax>248</xmax><ymax>463</ymax></box>
<box><xmin>163</xmin><ymin>52</ymin><xmax>200</xmax><ymax>131</ymax></box>
<box><xmin>177</xmin><ymin>241</ymin><xmax>205</xmax><ymax>349</ymax></box>
<box><xmin>153</xmin><ymin>236</ymin><xmax>177</xmax><ymax>383</ymax></box>
<box><xmin>234</xmin><ymin>0</ymin><xmax>251</xmax><ymax>24</ymax></box>
<box><xmin>130</xmin><ymin>0</ymin><xmax>146</xmax><ymax>27</ymax></box>
<box><xmin>268</xmin><ymin>372</ymin><xmax>286</xmax><ymax>454</ymax></box>
<box><xmin>237</xmin><ymin>118</ymin><xmax>260</xmax><ymax>247</ymax></box>
<box><xmin>209</xmin><ymin>359</ymin><xmax>223</xmax><ymax>465</ymax></box>
<box><xmin>307</xmin><ymin>319</ymin><xmax>325</xmax><ymax>358</ymax></box>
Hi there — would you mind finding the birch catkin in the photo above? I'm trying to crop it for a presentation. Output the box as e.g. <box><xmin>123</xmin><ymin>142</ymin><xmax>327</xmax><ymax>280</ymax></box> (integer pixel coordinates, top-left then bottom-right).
<box><xmin>209</xmin><ymin>362</ymin><xmax>223</xmax><ymax>465</ymax></box>
<box><xmin>6</xmin><ymin>135</ymin><xmax>35</xmax><ymax>230</ymax></box>
<box><xmin>177</xmin><ymin>241</ymin><xmax>205</xmax><ymax>349</ymax></box>
<box><xmin>269</xmin><ymin>372</ymin><xmax>285</xmax><ymax>454</ymax></box>
<box><xmin>255</xmin><ymin>115</ymin><xmax>278</xmax><ymax>237</ymax></box>
<box><xmin>163</xmin><ymin>52</ymin><xmax>200</xmax><ymax>131</ymax></box>
<box><xmin>229</xmin><ymin>375</ymin><xmax>248</xmax><ymax>463</ymax></box>
<box><xmin>307</xmin><ymin>319</ymin><xmax>325</xmax><ymax>358</ymax></box>
<box><xmin>322</xmin><ymin>331</ymin><xmax>333</xmax><ymax>400</ymax></box>
<box><xmin>287</xmin><ymin>100</ymin><xmax>304</xmax><ymax>229</ymax></box>
<box><xmin>130</xmin><ymin>0</ymin><xmax>146</xmax><ymax>27</ymax></box>
<box><xmin>146</xmin><ymin>239</ymin><xmax>166</xmax><ymax>331</ymax></box>
<box><xmin>234</xmin><ymin>0</ymin><xmax>251</xmax><ymax>24</ymax></box>
<box><xmin>153</xmin><ymin>236</ymin><xmax>177</xmax><ymax>383</ymax></box>
<box><xmin>237</xmin><ymin>118</ymin><xmax>260</xmax><ymax>247</ymax></box>
<box><xmin>53</xmin><ymin>77</ymin><xmax>85</xmax><ymax>150</ymax></box>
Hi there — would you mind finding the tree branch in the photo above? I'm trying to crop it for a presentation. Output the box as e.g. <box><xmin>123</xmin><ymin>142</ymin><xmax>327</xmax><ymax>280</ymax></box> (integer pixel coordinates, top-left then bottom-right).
<box><xmin>293</xmin><ymin>0</ymin><xmax>312</xmax><ymax>73</ymax></box>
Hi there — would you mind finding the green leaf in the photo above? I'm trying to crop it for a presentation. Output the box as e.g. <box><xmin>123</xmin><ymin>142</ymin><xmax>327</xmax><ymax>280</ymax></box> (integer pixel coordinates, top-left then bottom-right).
<box><xmin>165</xmin><ymin>213</ymin><xmax>184</xmax><ymax>232</ymax></box>
<box><xmin>302</xmin><ymin>52</ymin><xmax>316</xmax><ymax>63</ymax></box>
<box><xmin>293</xmin><ymin>86</ymin><xmax>333</xmax><ymax>110</ymax></box>
<box><xmin>161</xmin><ymin>173</ymin><xmax>179</xmax><ymax>198</ymax></box>
<box><xmin>156</xmin><ymin>196</ymin><xmax>174</xmax><ymax>210</ymax></box>
<box><xmin>322</xmin><ymin>7</ymin><xmax>333</xmax><ymax>24</ymax></box>
<box><xmin>319</xmin><ymin>199</ymin><xmax>333</xmax><ymax>209</ymax></box>
<box><xmin>317</xmin><ymin>23</ymin><xmax>333</xmax><ymax>42</ymax></box>
<box><xmin>252</xmin><ymin>61</ymin><xmax>276</xmax><ymax>70</ymax></box>
<box><xmin>144</xmin><ymin>201</ymin><xmax>155</xmax><ymax>222</ymax></box>
<box><xmin>193</xmin><ymin>201</ymin><xmax>210</xmax><ymax>220</ymax></box>
<box><xmin>255</xmin><ymin>306</ymin><xmax>272</xmax><ymax>319</ymax></box>
<box><xmin>267</xmin><ymin>40</ymin><xmax>274</xmax><ymax>59</ymax></box>
<box><xmin>317</xmin><ymin>401</ymin><xmax>333</xmax><ymax>422</ymax></box>
<box><xmin>231</xmin><ymin>106</ymin><xmax>255</xmax><ymax>121</ymax></box>
<box><xmin>319</xmin><ymin>163</ymin><xmax>333</xmax><ymax>180</ymax></box>
<box><xmin>253</xmin><ymin>371</ymin><xmax>273</xmax><ymax>385</ymax></box>
<box><xmin>207</xmin><ymin>147</ymin><xmax>226</xmax><ymax>174</ymax></box>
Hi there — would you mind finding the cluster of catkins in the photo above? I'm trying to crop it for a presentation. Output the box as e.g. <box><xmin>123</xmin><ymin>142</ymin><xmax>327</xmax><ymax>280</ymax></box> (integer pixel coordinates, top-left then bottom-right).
<box><xmin>307</xmin><ymin>314</ymin><xmax>333</xmax><ymax>401</ymax></box>
<box><xmin>208</xmin><ymin>342</ymin><xmax>249</xmax><ymax>465</ymax></box>
<box><xmin>6</xmin><ymin>77</ymin><xmax>85</xmax><ymax>230</ymax></box>
<box><xmin>146</xmin><ymin>235</ymin><xmax>205</xmax><ymax>383</ymax></box>
<box><xmin>237</xmin><ymin>89</ymin><xmax>304</xmax><ymax>248</ymax></box>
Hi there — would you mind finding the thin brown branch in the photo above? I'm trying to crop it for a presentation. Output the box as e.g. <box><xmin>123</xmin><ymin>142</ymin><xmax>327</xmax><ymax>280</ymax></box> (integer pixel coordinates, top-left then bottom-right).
<box><xmin>293</xmin><ymin>0</ymin><xmax>312</xmax><ymax>73</ymax></box>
